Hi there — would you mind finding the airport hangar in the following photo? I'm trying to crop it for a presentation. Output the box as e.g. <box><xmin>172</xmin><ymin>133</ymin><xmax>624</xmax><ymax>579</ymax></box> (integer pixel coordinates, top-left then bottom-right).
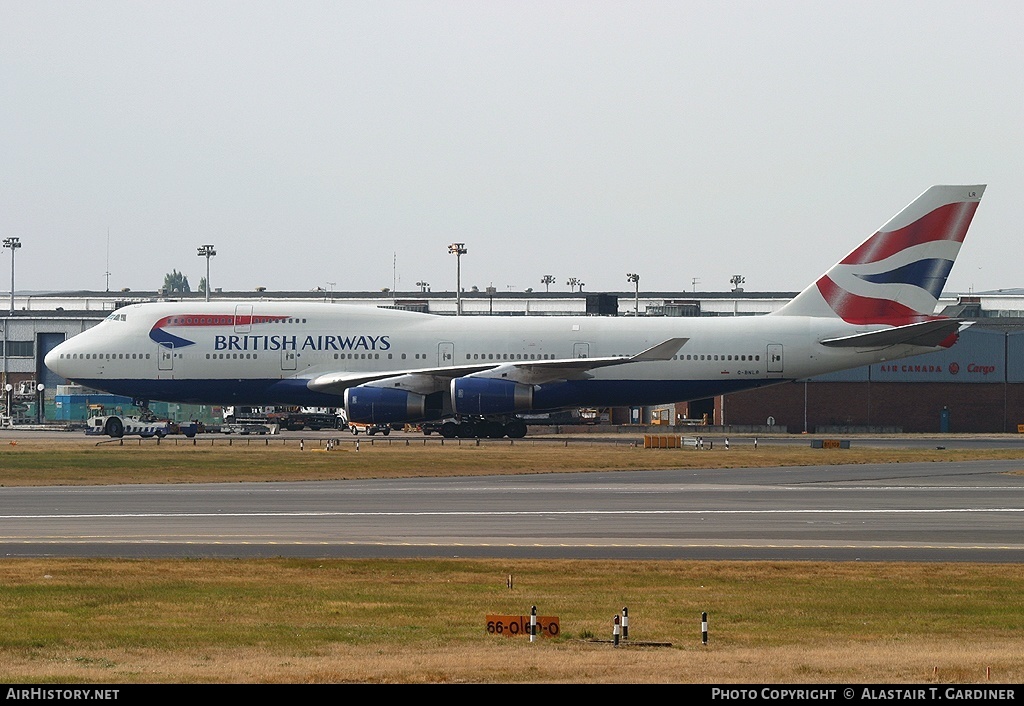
<box><xmin>4</xmin><ymin>288</ymin><xmax>1024</xmax><ymax>433</ymax></box>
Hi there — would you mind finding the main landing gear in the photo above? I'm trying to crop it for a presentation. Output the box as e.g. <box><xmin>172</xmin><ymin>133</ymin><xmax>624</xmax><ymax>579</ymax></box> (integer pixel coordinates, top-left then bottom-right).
<box><xmin>427</xmin><ymin>418</ymin><xmax>528</xmax><ymax>439</ymax></box>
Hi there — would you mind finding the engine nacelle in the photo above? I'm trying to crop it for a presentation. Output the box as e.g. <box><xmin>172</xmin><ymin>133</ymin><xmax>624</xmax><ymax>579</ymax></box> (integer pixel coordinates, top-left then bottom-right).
<box><xmin>344</xmin><ymin>386</ymin><xmax>426</xmax><ymax>424</ymax></box>
<box><xmin>451</xmin><ymin>378</ymin><xmax>534</xmax><ymax>415</ymax></box>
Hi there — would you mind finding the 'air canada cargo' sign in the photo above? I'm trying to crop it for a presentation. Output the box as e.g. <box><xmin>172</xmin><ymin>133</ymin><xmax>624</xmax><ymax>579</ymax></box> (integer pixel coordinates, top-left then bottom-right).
<box><xmin>871</xmin><ymin>360</ymin><xmax>1001</xmax><ymax>381</ymax></box>
<box><xmin>868</xmin><ymin>328</ymin><xmax>1004</xmax><ymax>383</ymax></box>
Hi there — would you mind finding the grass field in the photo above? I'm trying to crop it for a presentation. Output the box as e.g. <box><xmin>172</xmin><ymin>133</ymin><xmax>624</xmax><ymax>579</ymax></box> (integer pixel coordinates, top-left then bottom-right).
<box><xmin>2</xmin><ymin>434</ymin><xmax>1024</xmax><ymax>485</ymax></box>
<box><xmin>2</xmin><ymin>557</ymin><xmax>1023</xmax><ymax>684</ymax></box>
<box><xmin>0</xmin><ymin>434</ymin><xmax>1022</xmax><ymax>683</ymax></box>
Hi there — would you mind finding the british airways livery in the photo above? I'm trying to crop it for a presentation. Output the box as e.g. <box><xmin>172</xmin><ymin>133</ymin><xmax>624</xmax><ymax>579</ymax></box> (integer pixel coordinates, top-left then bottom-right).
<box><xmin>45</xmin><ymin>185</ymin><xmax>985</xmax><ymax>438</ymax></box>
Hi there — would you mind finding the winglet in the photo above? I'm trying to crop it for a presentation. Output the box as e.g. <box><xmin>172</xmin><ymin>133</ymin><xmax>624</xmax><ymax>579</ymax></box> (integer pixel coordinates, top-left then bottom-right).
<box><xmin>628</xmin><ymin>337</ymin><xmax>688</xmax><ymax>362</ymax></box>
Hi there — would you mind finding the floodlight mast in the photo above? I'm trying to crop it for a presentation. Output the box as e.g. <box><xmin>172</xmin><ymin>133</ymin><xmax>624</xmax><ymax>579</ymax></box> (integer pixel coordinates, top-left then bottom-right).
<box><xmin>448</xmin><ymin>243</ymin><xmax>467</xmax><ymax>315</ymax></box>
<box><xmin>3</xmin><ymin>237</ymin><xmax>21</xmax><ymax>315</ymax></box>
<box><xmin>627</xmin><ymin>273</ymin><xmax>640</xmax><ymax>316</ymax></box>
<box><xmin>197</xmin><ymin>244</ymin><xmax>216</xmax><ymax>302</ymax></box>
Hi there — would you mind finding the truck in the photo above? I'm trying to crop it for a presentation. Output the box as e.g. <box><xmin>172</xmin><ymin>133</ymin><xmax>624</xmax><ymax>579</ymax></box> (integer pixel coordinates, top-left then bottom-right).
<box><xmin>84</xmin><ymin>407</ymin><xmax>204</xmax><ymax>439</ymax></box>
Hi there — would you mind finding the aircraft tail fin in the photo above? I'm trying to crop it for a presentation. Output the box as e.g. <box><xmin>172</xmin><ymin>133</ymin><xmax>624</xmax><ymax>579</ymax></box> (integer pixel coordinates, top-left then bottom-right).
<box><xmin>774</xmin><ymin>185</ymin><xmax>985</xmax><ymax>323</ymax></box>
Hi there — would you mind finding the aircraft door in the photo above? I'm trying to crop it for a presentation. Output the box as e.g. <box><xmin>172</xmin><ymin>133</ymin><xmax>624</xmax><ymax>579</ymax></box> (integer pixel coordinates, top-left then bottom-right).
<box><xmin>766</xmin><ymin>344</ymin><xmax>783</xmax><ymax>377</ymax></box>
<box><xmin>573</xmin><ymin>343</ymin><xmax>590</xmax><ymax>358</ymax></box>
<box><xmin>438</xmin><ymin>342</ymin><xmax>455</xmax><ymax>367</ymax></box>
<box><xmin>158</xmin><ymin>342</ymin><xmax>174</xmax><ymax>371</ymax></box>
<box><xmin>234</xmin><ymin>304</ymin><xmax>253</xmax><ymax>334</ymax></box>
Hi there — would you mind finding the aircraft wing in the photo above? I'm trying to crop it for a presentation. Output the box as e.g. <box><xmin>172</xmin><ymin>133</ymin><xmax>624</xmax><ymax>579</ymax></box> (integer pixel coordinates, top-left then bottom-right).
<box><xmin>307</xmin><ymin>337</ymin><xmax>687</xmax><ymax>395</ymax></box>
<box><xmin>819</xmin><ymin>319</ymin><xmax>969</xmax><ymax>349</ymax></box>
<box><xmin>308</xmin><ymin>363</ymin><xmax>499</xmax><ymax>395</ymax></box>
<box><xmin>466</xmin><ymin>336</ymin><xmax>688</xmax><ymax>385</ymax></box>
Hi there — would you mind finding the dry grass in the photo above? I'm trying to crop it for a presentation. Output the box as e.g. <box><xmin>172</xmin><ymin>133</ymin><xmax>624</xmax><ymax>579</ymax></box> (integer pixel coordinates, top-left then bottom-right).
<box><xmin>0</xmin><ymin>558</ymin><xmax>1022</xmax><ymax>684</ymax></box>
<box><xmin>3</xmin><ymin>640</ymin><xmax>1019</xmax><ymax>684</ymax></box>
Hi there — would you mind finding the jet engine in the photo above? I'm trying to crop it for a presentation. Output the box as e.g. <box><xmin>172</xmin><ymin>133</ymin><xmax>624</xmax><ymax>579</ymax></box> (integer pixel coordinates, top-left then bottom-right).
<box><xmin>451</xmin><ymin>378</ymin><xmax>534</xmax><ymax>416</ymax></box>
<box><xmin>344</xmin><ymin>386</ymin><xmax>427</xmax><ymax>424</ymax></box>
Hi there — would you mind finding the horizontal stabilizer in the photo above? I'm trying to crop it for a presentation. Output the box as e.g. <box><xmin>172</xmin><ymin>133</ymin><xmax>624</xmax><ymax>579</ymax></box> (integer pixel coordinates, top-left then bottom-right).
<box><xmin>819</xmin><ymin>319</ymin><xmax>968</xmax><ymax>349</ymax></box>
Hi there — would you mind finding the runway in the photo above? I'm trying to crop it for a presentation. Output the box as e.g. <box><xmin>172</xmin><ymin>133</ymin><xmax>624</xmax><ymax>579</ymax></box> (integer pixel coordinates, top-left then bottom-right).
<box><xmin>2</xmin><ymin>456</ymin><xmax>1023</xmax><ymax>561</ymax></box>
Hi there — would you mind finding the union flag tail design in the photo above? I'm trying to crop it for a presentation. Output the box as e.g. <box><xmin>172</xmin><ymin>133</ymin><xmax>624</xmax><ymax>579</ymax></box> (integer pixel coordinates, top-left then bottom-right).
<box><xmin>775</xmin><ymin>185</ymin><xmax>985</xmax><ymax>323</ymax></box>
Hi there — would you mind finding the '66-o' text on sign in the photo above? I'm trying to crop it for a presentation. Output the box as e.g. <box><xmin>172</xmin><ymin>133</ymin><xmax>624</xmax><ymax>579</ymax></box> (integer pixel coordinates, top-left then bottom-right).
<box><xmin>486</xmin><ymin>614</ymin><xmax>560</xmax><ymax>638</ymax></box>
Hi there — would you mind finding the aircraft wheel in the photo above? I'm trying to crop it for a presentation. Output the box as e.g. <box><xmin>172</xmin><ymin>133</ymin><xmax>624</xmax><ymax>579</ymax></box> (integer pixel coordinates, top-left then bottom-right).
<box><xmin>104</xmin><ymin>417</ymin><xmax>124</xmax><ymax>439</ymax></box>
<box><xmin>440</xmin><ymin>422</ymin><xmax>458</xmax><ymax>438</ymax></box>
<box><xmin>383</xmin><ymin>428</ymin><xmax>391</xmax><ymax>436</ymax></box>
<box><xmin>485</xmin><ymin>421</ymin><xmax>505</xmax><ymax>439</ymax></box>
<box><xmin>456</xmin><ymin>423</ymin><xmax>474</xmax><ymax>438</ymax></box>
<box><xmin>504</xmin><ymin>420</ymin><xmax>527</xmax><ymax>439</ymax></box>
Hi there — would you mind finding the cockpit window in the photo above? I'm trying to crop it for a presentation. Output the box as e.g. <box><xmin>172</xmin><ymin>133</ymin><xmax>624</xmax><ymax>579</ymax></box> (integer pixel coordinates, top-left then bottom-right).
<box><xmin>105</xmin><ymin>312</ymin><xmax>127</xmax><ymax>322</ymax></box>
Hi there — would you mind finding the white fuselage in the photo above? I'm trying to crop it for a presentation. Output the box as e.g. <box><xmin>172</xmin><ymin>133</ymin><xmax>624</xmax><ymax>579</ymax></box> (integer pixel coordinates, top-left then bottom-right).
<box><xmin>45</xmin><ymin>300</ymin><xmax>934</xmax><ymax>412</ymax></box>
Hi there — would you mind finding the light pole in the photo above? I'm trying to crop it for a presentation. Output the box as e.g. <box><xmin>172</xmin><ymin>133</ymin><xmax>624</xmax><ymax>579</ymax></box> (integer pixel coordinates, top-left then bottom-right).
<box><xmin>36</xmin><ymin>383</ymin><xmax>44</xmax><ymax>424</ymax></box>
<box><xmin>3</xmin><ymin>237</ymin><xmax>21</xmax><ymax>315</ymax></box>
<box><xmin>627</xmin><ymin>273</ymin><xmax>640</xmax><ymax>316</ymax></box>
<box><xmin>541</xmin><ymin>274</ymin><xmax>555</xmax><ymax>292</ymax></box>
<box><xmin>197</xmin><ymin>244</ymin><xmax>216</xmax><ymax>302</ymax></box>
<box><xmin>448</xmin><ymin>243</ymin><xmax>467</xmax><ymax>315</ymax></box>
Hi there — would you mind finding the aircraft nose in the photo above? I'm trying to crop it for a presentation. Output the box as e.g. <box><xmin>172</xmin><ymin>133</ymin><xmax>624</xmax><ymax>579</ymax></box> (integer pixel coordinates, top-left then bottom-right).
<box><xmin>44</xmin><ymin>342</ymin><xmax>70</xmax><ymax>377</ymax></box>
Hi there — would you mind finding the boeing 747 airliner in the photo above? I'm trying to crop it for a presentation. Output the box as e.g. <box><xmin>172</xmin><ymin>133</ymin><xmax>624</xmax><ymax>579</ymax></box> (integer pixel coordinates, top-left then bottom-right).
<box><xmin>45</xmin><ymin>185</ymin><xmax>986</xmax><ymax>438</ymax></box>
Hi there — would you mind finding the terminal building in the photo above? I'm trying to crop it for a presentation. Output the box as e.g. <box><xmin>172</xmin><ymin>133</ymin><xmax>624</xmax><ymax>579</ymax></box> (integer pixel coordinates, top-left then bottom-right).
<box><xmin>3</xmin><ymin>288</ymin><xmax>1024</xmax><ymax>433</ymax></box>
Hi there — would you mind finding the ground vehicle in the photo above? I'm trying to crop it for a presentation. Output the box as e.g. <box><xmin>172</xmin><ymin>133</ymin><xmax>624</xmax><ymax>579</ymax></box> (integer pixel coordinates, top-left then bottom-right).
<box><xmin>84</xmin><ymin>412</ymin><xmax>203</xmax><ymax>438</ymax></box>
<box><xmin>347</xmin><ymin>421</ymin><xmax>390</xmax><ymax>435</ymax></box>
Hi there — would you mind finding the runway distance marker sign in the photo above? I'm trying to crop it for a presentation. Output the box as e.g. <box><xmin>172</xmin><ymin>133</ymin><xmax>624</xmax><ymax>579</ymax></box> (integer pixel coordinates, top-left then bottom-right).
<box><xmin>486</xmin><ymin>614</ymin><xmax>560</xmax><ymax>638</ymax></box>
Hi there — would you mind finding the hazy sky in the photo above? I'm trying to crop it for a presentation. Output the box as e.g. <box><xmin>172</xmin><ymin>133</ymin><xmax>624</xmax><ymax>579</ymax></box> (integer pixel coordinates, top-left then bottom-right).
<box><xmin>2</xmin><ymin>1</ymin><xmax>1021</xmax><ymax>296</ymax></box>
